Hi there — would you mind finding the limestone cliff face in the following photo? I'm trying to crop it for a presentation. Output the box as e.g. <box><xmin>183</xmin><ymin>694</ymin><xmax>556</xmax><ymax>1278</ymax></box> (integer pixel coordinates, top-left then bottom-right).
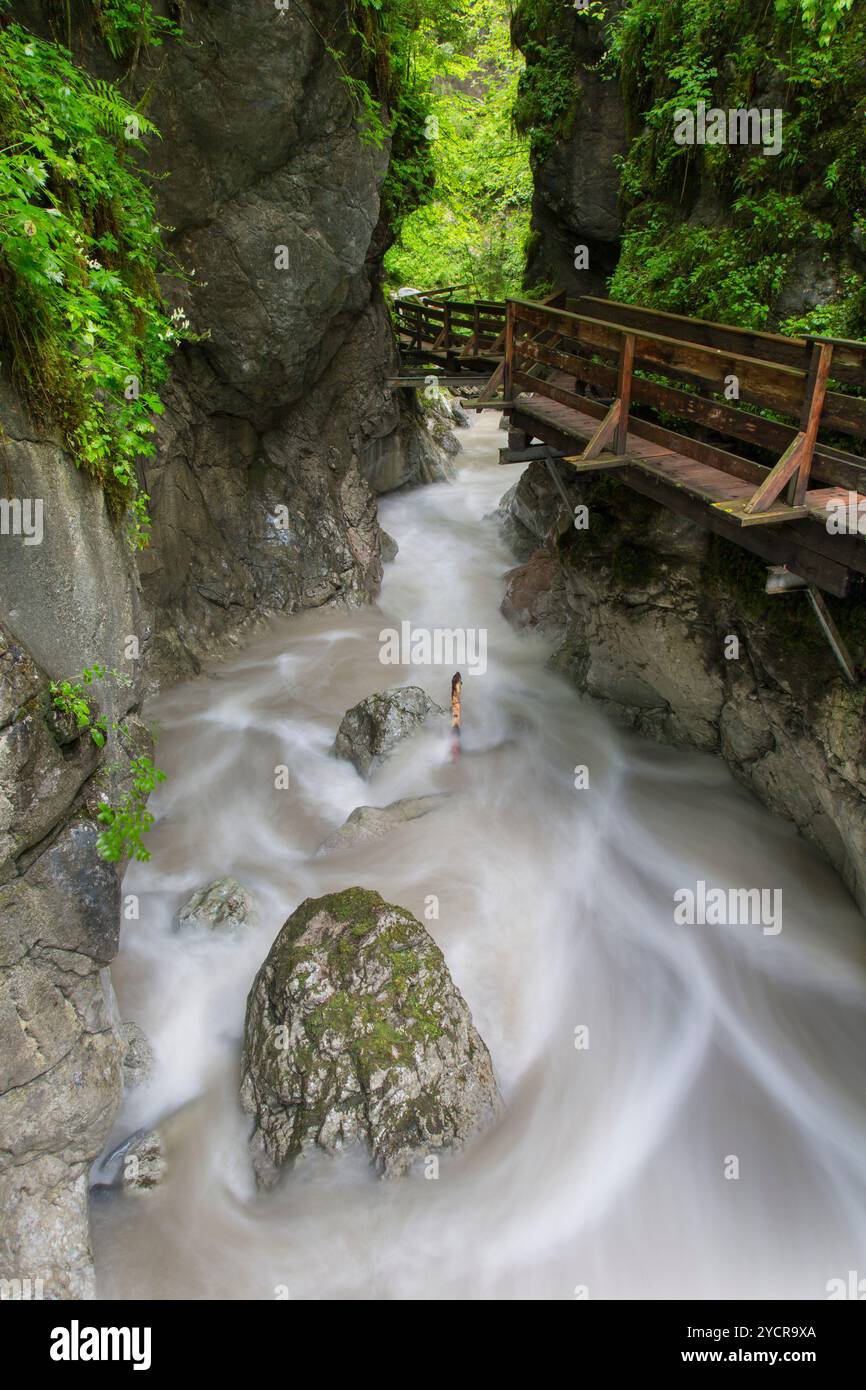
<box><xmin>135</xmin><ymin>0</ymin><xmax>405</xmax><ymax>678</ymax></box>
<box><xmin>2</xmin><ymin>0</ymin><xmax>426</xmax><ymax>682</ymax></box>
<box><xmin>512</xmin><ymin>1</ymin><xmax>627</xmax><ymax>297</ymax></box>
<box><xmin>501</xmin><ymin>465</ymin><xmax>866</xmax><ymax>914</ymax></box>
<box><xmin>0</xmin><ymin>1</ymin><xmax>431</xmax><ymax>1297</ymax></box>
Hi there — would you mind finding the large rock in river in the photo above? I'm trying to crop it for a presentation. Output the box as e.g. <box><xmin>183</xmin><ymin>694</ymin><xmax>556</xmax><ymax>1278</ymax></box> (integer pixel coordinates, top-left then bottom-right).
<box><xmin>240</xmin><ymin>889</ymin><xmax>501</xmax><ymax>1183</ymax></box>
<box><xmin>333</xmin><ymin>686</ymin><xmax>444</xmax><ymax>776</ymax></box>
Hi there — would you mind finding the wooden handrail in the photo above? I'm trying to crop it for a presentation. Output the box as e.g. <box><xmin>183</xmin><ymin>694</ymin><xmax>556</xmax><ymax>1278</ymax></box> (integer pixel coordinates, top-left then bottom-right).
<box><xmin>508</xmin><ymin>298</ymin><xmax>807</xmax><ymax>379</ymax></box>
<box><xmin>501</xmin><ymin>295</ymin><xmax>866</xmax><ymax>501</ymax></box>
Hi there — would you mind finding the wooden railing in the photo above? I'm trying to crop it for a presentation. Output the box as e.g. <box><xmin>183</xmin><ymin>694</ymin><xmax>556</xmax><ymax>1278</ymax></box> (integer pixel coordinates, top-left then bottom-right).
<box><xmin>393</xmin><ymin>293</ymin><xmax>507</xmax><ymax>361</ymax></box>
<box><xmin>503</xmin><ymin>295</ymin><xmax>866</xmax><ymax>521</ymax></box>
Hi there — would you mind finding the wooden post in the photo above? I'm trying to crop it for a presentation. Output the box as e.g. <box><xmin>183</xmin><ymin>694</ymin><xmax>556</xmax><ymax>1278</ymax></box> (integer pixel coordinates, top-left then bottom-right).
<box><xmin>502</xmin><ymin>300</ymin><xmax>515</xmax><ymax>412</ymax></box>
<box><xmin>473</xmin><ymin>302</ymin><xmax>480</xmax><ymax>355</ymax></box>
<box><xmin>615</xmin><ymin>333</ymin><xmax>635</xmax><ymax>455</ymax></box>
<box><xmin>746</xmin><ymin>339</ymin><xmax>833</xmax><ymax>516</ymax></box>
<box><xmin>443</xmin><ymin>302</ymin><xmax>453</xmax><ymax>356</ymax></box>
<box><xmin>791</xmin><ymin>340</ymin><xmax>833</xmax><ymax>507</ymax></box>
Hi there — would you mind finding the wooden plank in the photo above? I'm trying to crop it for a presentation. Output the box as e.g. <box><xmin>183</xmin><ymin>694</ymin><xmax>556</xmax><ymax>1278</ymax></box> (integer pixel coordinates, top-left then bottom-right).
<box><xmin>475</xmin><ymin>359</ymin><xmax>506</xmax><ymax>411</ymax></box>
<box><xmin>560</xmin><ymin>452</ymin><xmax>637</xmax><ymax>473</ymax></box>
<box><xmin>386</xmin><ymin>375</ymin><xmax>491</xmax><ymax>388</ymax></box>
<box><xmin>744</xmin><ymin>435</ymin><xmax>806</xmax><ymax>514</ymax></box>
<box><xmin>514</xmin><ymin>300</ymin><xmax>806</xmax><ymax>402</ymax></box>
<box><xmin>511</xmin><ymin>370</ymin><xmax>763</xmax><ymax>482</ymax></box>
<box><xmin>615</xmin><ymin>334</ymin><xmax>635</xmax><ymax>455</ymax></box>
<box><xmin>514</xmin><ymin>298</ymin><xmax>866</xmax><ymax>437</ymax></box>
<box><xmin>715</xmin><ymin>498</ymin><xmax>810</xmax><ymax>527</ymax></box>
<box><xmin>511</xmin><ymin>396</ymin><xmax>866</xmax><ymax>577</ymax></box>
<box><xmin>519</xmin><ymin>337</ymin><xmax>866</xmax><ymax>492</ymax></box>
<box><xmin>510</xmin><ymin>406</ymin><xmax>854</xmax><ymax>597</ymax></box>
<box><xmin>582</xmin><ymin>399</ymin><xmax>621</xmax><ymax>460</ymax></box>
<box><xmin>792</xmin><ymin>342</ymin><xmax>833</xmax><ymax>505</ymax></box>
<box><xmin>503</xmin><ymin>303</ymin><xmax>515</xmax><ymax>413</ymax></box>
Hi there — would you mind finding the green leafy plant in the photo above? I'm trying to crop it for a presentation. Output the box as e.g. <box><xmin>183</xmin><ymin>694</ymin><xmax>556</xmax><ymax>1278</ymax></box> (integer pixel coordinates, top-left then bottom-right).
<box><xmin>512</xmin><ymin>22</ymin><xmax>578</xmax><ymax>163</ymax></box>
<box><xmin>603</xmin><ymin>0</ymin><xmax>866</xmax><ymax>333</ymax></box>
<box><xmin>49</xmin><ymin>663</ymin><xmax>109</xmax><ymax>745</ymax></box>
<box><xmin>47</xmin><ymin>661</ymin><xmax>166</xmax><ymax>861</ymax></box>
<box><xmin>383</xmin><ymin>0</ymin><xmax>533</xmax><ymax>297</ymax></box>
<box><xmin>96</xmin><ymin>753</ymin><xmax>166</xmax><ymax>862</ymax></box>
<box><xmin>92</xmin><ymin>0</ymin><xmax>182</xmax><ymax>60</ymax></box>
<box><xmin>0</xmin><ymin>21</ymin><xmax>188</xmax><ymax>547</ymax></box>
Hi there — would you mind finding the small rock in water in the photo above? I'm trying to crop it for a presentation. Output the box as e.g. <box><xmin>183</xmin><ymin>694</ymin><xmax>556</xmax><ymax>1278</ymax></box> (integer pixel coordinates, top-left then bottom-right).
<box><xmin>316</xmin><ymin>794</ymin><xmax>449</xmax><ymax>854</ymax></box>
<box><xmin>173</xmin><ymin>877</ymin><xmax>258</xmax><ymax>934</ymax></box>
<box><xmin>380</xmin><ymin>529</ymin><xmax>399</xmax><ymax>563</ymax></box>
<box><xmin>333</xmin><ymin>686</ymin><xmax>445</xmax><ymax>777</ymax></box>
<box><xmin>111</xmin><ymin>1128</ymin><xmax>166</xmax><ymax>1195</ymax></box>
<box><xmin>122</xmin><ymin>1022</ymin><xmax>155</xmax><ymax>1090</ymax></box>
<box><xmin>240</xmin><ymin>888</ymin><xmax>501</xmax><ymax>1185</ymax></box>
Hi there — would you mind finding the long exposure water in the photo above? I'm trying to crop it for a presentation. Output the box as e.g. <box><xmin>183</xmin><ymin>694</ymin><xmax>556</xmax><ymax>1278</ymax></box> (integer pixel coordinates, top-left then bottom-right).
<box><xmin>92</xmin><ymin>413</ymin><xmax>866</xmax><ymax>1300</ymax></box>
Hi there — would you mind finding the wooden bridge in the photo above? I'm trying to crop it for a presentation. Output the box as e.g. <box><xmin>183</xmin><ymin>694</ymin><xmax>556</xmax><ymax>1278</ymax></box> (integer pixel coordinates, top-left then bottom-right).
<box><xmin>391</xmin><ymin>287</ymin><xmax>507</xmax><ymax>376</ymax></box>
<box><xmin>391</xmin><ymin>288</ymin><xmax>866</xmax><ymax>673</ymax></box>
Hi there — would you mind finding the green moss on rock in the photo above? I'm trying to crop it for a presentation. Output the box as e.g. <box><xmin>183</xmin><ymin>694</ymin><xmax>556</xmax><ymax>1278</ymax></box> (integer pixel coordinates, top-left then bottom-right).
<box><xmin>240</xmin><ymin>887</ymin><xmax>501</xmax><ymax>1183</ymax></box>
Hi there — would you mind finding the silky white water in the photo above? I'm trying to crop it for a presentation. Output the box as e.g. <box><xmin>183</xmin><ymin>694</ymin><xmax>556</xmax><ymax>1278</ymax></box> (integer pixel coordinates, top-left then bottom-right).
<box><xmin>92</xmin><ymin>413</ymin><xmax>866</xmax><ymax>1300</ymax></box>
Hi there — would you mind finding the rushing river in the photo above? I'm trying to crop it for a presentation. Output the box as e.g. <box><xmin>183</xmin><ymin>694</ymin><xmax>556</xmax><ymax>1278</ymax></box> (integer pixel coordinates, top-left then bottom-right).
<box><xmin>92</xmin><ymin>413</ymin><xmax>866</xmax><ymax>1300</ymax></box>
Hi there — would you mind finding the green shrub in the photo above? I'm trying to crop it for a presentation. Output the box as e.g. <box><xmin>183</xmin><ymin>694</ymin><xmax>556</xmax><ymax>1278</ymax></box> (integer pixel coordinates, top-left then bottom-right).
<box><xmin>0</xmin><ymin>19</ymin><xmax>187</xmax><ymax>547</ymax></box>
<box><xmin>96</xmin><ymin>753</ymin><xmax>166</xmax><ymax>863</ymax></box>
<box><xmin>605</xmin><ymin>0</ymin><xmax>866</xmax><ymax>332</ymax></box>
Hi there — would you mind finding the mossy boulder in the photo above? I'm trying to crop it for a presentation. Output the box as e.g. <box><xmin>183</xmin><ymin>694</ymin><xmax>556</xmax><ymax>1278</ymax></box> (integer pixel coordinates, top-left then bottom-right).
<box><xmin>240</xmin><ymin>888</ymin><xmax>501</xmax><ymax>1183</ymax></box>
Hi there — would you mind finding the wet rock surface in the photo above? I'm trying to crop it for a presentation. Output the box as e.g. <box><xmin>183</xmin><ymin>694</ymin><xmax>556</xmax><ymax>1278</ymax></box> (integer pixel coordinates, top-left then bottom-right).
<box><xmin>501</xmin><ymin>463</ymin><xmax>866</xmax><ymax>912</ymax></box>
<box><xmin>333</xmin><ymin>686</ymin><xmax>445</xmax><ymax>777</ymax></box>
<box><xmin>174</xmin><ymin>878</ymin><xmax>258</xmax><ymax>935</ymax></box>
<box><xmin>317</xmin><ymin>794</ymin><xmax>449</xmax><ymax>854</ymax></box>
<box><xmin>0</xmin><ymin>622</ymin><xmax>134</xmax><ymax>1298</ymax></box>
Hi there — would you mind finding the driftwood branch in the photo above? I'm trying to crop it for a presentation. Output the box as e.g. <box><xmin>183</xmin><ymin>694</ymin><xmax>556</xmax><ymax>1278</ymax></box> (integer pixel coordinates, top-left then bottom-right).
<box><xmin>451</xmin><ymin>671</ymin><xmax>462</xmax><ymax>747</ymax></box>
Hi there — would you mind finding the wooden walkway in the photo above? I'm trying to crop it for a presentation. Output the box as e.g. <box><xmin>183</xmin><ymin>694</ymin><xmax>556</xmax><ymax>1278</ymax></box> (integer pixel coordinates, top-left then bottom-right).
<box><xmin>390</xmin><ymin>287</ymin><xmax>866</xmax><ymax>640</ymax></box>
<box><xmin>493</xmin><ymin>294</ymin><xmax>866</xmax><ymax>612</ymax></box>
<box><xmin>512</xmin><ymin>386</ymin><xmax>865</xmax><ymax>599</ymax></box>
<box><xmin>392</xmin><ymin>288</ymin><xmax>506</xmax><ymax>372</ymax></box>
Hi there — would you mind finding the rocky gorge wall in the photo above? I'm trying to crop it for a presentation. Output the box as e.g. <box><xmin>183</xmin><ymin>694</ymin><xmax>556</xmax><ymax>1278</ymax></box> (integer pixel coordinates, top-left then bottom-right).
<box><xmin>504</xmin><ymin>2</ymin><xmax>866</xmax><ymax>914</ymax></box>
<box><xmin>513</xmin><ymin>0</ymin><xmax>866</xmax><ymax>331</ymax></box>
<box><xmin>0</xmin><ymin>0</ymin><xmax>440</xmax><ymax>1298</ymax></box>
<box><xmin>513</xmin><ymin>0</ymin><xmax>626</xmax><ymax>298</ymax></box>
<box><xmin>501</xmin><ymin>465</ymin><xmax>866</xmax><ymax>915</ymax></box>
